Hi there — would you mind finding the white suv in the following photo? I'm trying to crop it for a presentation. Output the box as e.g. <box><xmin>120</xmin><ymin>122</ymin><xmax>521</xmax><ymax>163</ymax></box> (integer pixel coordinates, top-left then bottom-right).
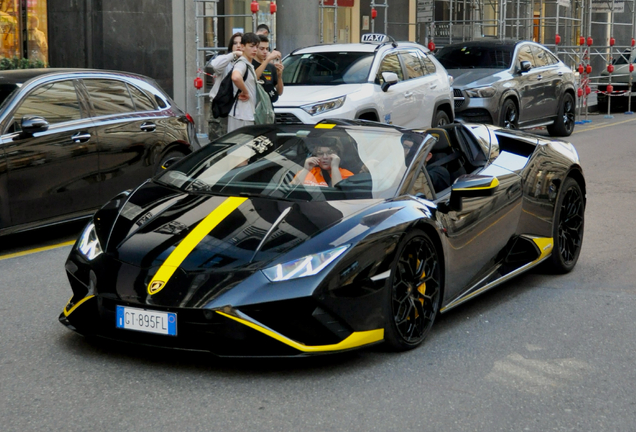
<box><xmin>276</xmin><ymin>34</ymin><xmax>454</xmax><ymax>129</ymax></box>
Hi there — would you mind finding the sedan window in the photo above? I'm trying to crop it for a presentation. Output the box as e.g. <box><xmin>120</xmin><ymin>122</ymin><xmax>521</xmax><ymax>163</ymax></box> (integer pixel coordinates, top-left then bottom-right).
<box><xmin>419</xmin><ymin>52</ymin><xmax>437</xmax><ymax>75</ymax></box>
<box><xmin>400</xmin><ymin>51</ymin><xmax>425</xmax><ymax>79</ymax></box>
<box><xmin>530</xmin><ymin>46</ymin><xmax>552</xmax><ymax>68</ymax></box>
<box><xmin>517</xmin><ymin>45</ymin><xmax>535</xmax><ymax>68</ymax></box>
<box><xmin>128</xmin><ymin>84</ymin><xmax>156</xmax><ymax>111</ymax></box>
<box><xmin>83</xmin><ymin>79</ymin><xmax>136</xmax><ymax>116</ymax></box>
<box><xmin>376</xmin><ymin>53</ymin><xmax>404</xmax><ymax>83</ymax></box>
<box><xmin>11</xmin><ymin>80</ymin><xmax>81</xmax><ymax>131</ymax></box>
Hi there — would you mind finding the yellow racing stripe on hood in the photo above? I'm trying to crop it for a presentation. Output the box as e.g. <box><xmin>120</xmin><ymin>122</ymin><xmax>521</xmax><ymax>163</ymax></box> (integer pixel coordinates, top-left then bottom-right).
<box><xmin>148</xmin><ymin>197</ymin><xmax>247</xmax><ymax>295</ymax></box>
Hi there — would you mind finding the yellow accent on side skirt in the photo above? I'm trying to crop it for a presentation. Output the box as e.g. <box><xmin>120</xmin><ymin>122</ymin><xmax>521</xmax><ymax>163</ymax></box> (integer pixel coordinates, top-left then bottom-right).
<box><xmin>148</xmin><ymin>197</ymin><xmax>247</xmax><ymax>295</ymax></box>
<box><xmin>63</xmin><ymin>295</ymin><xmax>96</xmax><ymax>317</ymax></box>
<box><xmin>216</xmin><ymin>311</ymin><xmax>384</xmax><ymax>353</ymax></box>
<box><xmin>532</xmin><ymin>237</ymin><xmax>553</xmax><ymax>261</ymax></box>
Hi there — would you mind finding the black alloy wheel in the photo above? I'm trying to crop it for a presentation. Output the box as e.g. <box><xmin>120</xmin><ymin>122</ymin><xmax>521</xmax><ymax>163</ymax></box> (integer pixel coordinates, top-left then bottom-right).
<box><xmin>547</xmin><ymin>177</ymin><xmax>584</xmax><ymax>273</ymax></box>
<box><xmin>500</xmin><ymin>99</ymin><xmax>518</xmax><ymax>129</ymax></box>
<box><xmin>384</xmin><ymin>230</ymin><xmax>441</xmax><ymax>351</ymax></box>
<box><xmin>547</xmin><ymin>93</ymin><xmax>575</xmax><ymax>137</ymax></box>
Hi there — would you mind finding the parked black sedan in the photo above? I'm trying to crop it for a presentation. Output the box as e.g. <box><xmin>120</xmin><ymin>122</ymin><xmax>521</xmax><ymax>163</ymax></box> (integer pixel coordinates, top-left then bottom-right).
<box><xmin>59</xmin><ymin>120</ymin><xmax>585</xmax><ymax>357</ymax></box>
<box><xmin>0</xmin><ymin>69</ymin><xmax>199</xmax><ymax>236</ymax></box>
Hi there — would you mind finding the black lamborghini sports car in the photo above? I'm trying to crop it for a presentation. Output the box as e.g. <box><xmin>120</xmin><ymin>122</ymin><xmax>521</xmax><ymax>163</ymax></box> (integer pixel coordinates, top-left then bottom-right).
<box><xmin>60</xmin><ymin>120</ymin><xmax>585</xmax><ymax>356</ymax></box>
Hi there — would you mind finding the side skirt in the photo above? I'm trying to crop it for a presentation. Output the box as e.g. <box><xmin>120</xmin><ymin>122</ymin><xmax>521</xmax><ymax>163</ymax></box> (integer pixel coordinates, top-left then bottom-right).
<box><xmin>440</xmin><ymin>236</ymin><xmax>553</xmax><ymax>313</ymax></box>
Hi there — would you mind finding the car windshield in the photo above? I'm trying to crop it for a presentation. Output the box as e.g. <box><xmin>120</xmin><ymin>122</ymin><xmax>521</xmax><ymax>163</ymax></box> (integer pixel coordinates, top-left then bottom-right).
<box><xmin>436</xmin><ymin>45</ymin><xmax>513</xmax><ymax>69</ymax></box>
<box><xmin>155</xmin><ymin>125</ymin><xmax>423</xmax><ymax>202</ymax></box>
<box><xmin>282</xmin><ymin>52</ymin><xmax>374</xmax><ymax>85</ymax></box>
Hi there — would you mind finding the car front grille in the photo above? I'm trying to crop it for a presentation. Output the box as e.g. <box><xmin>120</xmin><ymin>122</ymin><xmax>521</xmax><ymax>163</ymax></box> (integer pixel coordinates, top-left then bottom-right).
<box><xmin>276</xmin><ymin>112</ymin><xmax>303</xmax><ymax>125</ymax></box>
<box><xmin>453</xmin><ymin>88</ymin><xmax>465</xmax><ymax>109</ymax></box>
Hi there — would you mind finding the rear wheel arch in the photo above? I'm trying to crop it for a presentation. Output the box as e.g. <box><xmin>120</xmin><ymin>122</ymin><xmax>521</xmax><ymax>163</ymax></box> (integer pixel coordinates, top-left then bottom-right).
<box><xmin>565</xmin><ymin>168</ymin><xmax>586</xmax><ymax>205</ymax></box>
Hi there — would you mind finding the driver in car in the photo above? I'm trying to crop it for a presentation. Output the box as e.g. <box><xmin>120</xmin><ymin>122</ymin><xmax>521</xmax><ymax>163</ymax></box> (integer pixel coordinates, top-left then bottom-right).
<box><xmin>293</xmin><ymin>143</ymin><xmax>353</xmax><ymax>187</ymax></box>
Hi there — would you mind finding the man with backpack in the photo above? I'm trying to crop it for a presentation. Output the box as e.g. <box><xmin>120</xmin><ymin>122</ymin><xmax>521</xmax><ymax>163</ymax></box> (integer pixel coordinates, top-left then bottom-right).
<box><xmin>207</xmin><ymin>32</ymin><xmax>242</xmax><ymax>140</ymax></box>
<box><xmin>227</xmin><ymin>32</ymin><xmax>260</xmax><ymax>133</ymax></box>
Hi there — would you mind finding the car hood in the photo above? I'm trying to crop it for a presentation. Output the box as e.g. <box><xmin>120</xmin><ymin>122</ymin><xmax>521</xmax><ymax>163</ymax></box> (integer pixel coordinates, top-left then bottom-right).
<box><xmin>98</xmin><ymin>182</ymin><xmax>381</xmax><ymax>306</ymax></box>
<box><xmin>447</xmin><ymin>68</ymin><xmax>509</xmax><ymax>88</ymax></box>
<box><xmin>274</xmin><ymin>84</ymin><xmax>363</xmax><ymax>107</ymax></box>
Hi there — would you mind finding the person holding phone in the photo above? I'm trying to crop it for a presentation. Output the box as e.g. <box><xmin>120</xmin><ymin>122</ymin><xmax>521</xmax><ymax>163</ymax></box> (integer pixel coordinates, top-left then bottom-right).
<box><xmin>252</xmin><ymin>35</ymin><xmax>284</xmax><ymax>103</ymax></box>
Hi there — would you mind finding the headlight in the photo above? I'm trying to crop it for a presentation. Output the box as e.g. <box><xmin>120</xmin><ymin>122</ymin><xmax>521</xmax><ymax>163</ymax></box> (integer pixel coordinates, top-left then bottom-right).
<box><xmin>77</xmin><ymin>222</ymin><xmax>103</xmax><ymax>260</ymax></box>
<box><xmin>464</xmin><ymin>86</ymin><xmax>496</xmax><ymax>98</ymax></box>
<box><xmin>262</xmin><ymin>245</ymin><xmax>349</xmax><ymax>282</ymax></box>
<box><xmin>300</xmin><ymin>96</ymin><xmax>346</xmax><ymax>116</ymax></box>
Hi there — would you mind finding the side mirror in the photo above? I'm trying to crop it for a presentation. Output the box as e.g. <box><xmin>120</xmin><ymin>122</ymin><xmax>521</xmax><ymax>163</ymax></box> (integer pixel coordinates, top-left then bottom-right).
<box><xmin>519</xmin><ymin>61</ymin><xmax>532</xmax><ymax>73</ymax></box>
<box><xmin>438</xmin><ymin>175</ymin><xmax>499</xmax><ymax>213</ymax></box>
<box><xmin>381</xmin><ymin>72</ymin><xmax>399</xmax><ymax>92</ymax></box>
<box><xmin>21</xmin><ymin>116</ymin><xmax>49</xmax><ymax>135</ymax></box>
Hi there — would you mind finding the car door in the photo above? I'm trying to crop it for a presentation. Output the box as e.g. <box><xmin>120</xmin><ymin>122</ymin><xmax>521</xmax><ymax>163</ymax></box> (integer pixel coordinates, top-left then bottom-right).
<box><xmin>409</xmin><ymin>127</ymin><xmax>523</xmax><ymax>300</ymax></box>
<box><xmin>1</xmin><ymin>79</ymin><xmax>101</xmax><ymax>226</ymax></box>
<box><xmin>80</xmin><ymin>78</ymin><xmax>165</xmax><ymax>203</ymax></box>
<box><xmin>529</xmin><ymin>45</ymin><xmax>561</xmax><ymax>119</ymax></box>
<box><xmin>374</xmin><ymin>52</ymin><xmax>413</xmax><ymax>126</ymax></box>
<box><xmin>398</xmin><ymin>50</ymin><xmax>436</xmax><ymax>128</ymax></box>
<box><xmin>515</xmin><ymin>43</ymin><xmax>544</xmax><ymax>122</ymax></box>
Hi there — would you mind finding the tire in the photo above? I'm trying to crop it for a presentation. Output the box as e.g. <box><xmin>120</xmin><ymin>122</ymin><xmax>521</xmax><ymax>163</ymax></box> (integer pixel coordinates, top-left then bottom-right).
<box><xmin>499</xmin><ymin>99</ymin><xmax>518</xmax><ymax>129</ymax></box>
<box><xmin>547</xmin><ymin>93</ymin><xmax>575</xmax><ymax>137</ymax></box>
<box><xmin>156</xmin><ymin>150</ymin><xmax>186</xmax><ymax>175</ymax></box>
<box><xmin>433</xmin><ymin>110</ymin><xmax>450</xmax><ymax>127</ymax></box>
<box><xmin>384</xmin><ymin>230</ymin><xmax>442</xmax><ymax>351</ymax></box>
<box><xmin>546</xmin><ymin>177</ymin><xmax>585</xmax><ymax>273</ymax></box>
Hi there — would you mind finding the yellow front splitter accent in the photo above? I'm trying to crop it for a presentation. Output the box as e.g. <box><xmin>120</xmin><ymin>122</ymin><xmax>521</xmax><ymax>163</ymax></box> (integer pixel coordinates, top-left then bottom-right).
<box><xmin>217</xmin><ymin>310</ymin><xmax>384</xmax><ymax>353</ymax></box>
<box><xmin>63</xmin><ymin>295</ymin><xmax>96</xmax><ymax>317</ymax></box>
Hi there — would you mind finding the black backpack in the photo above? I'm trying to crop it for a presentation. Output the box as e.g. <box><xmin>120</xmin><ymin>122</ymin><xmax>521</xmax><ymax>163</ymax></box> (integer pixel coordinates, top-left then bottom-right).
<box><xmin>211</xmin><ymin>65</ymin><xmax>249</xmax><ymax>119</ymax></box>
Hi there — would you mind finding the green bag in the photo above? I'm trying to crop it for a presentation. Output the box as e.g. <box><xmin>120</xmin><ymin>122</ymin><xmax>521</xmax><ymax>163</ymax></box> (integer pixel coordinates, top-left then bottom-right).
<box><xmin>251</xmin><ymin>69</ymin><xmax>276</xmax><ymax>125</ymax></box>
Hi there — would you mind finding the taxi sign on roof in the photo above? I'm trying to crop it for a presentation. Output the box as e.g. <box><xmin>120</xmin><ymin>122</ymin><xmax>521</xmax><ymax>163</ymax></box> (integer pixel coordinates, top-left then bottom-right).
<box><xmin>361</xmin><ymin>33</ymin><xmax>390</xmax><ymax>44</ymax></box>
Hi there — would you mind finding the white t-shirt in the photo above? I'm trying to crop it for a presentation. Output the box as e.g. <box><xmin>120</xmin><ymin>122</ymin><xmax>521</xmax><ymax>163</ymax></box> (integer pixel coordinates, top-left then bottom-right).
<box><xmin>230</xmin><ymin>57</ymin><xmax>257</xmax><ymax>121</ymax></box>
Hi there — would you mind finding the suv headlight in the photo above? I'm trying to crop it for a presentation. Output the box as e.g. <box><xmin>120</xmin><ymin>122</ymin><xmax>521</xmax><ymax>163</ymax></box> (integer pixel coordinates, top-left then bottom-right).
<box><xmin>300</xmin><ymin>96</ymin><xmax>346</xmax><ymax>116</ymax></box>
<box><xmin>77</xmin><ymin>222</ymin><xmax>103</xmax><ymax>260</ymax></box>
<box><xmin>262</xmin><ymin>245</ymin><xmax>349</xmax><ymax>282</ymax></box>
<box><xmin>464</xmin><ymin>86</ymin><xmax>496</xmax><ymax>98</ymax></box>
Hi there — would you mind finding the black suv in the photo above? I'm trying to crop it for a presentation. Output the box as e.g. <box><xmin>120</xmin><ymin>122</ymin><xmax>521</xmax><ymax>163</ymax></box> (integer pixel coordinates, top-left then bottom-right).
<box><xmin>0</xmin><ymin>69</ymin><xmax>199</xmax><ymax>236</ymax></box>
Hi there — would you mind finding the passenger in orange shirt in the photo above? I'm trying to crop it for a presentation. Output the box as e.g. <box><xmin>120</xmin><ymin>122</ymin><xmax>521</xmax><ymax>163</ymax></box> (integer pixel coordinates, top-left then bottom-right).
<box><xmin>294</xmin><ymin>145</ymin><xmax>353</xmax><ymax>187</ymax></box>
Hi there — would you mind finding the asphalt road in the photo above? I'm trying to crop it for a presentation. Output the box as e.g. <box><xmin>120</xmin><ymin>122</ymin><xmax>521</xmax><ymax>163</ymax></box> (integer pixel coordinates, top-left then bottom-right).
<box><xmin>2</xmin><ymin>114</ymin><xmax>636</xmax><ymax>431</ymax></box>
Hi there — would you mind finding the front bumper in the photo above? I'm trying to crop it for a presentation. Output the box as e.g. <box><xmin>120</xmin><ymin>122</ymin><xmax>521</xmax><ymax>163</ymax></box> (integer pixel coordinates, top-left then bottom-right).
<box><xmin>60</xmin><ymin>250</ymin><xmax>384</xmax><ymax>357</ymax></box>
<box><xmin>59</xmin><ymin>296</ymin><xmax>383</xmax><ymax>357</ymax></box>
<box><xmin>453</xmin><ymin>89</ymin><xmax>497</xmax><ymax>124</ymax></box>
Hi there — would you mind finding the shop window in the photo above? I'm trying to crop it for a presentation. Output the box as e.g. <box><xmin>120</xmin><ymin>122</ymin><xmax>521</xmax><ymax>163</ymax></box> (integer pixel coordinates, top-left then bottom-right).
<box><xmin>0</xmin><ymin>0</ymin><xmax>49</xmax><ymax>66</ymax></box>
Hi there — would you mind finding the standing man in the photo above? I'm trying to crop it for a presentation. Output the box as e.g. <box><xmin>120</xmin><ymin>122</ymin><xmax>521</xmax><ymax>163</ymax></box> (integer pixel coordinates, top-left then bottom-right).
<box><xmin>253</xmin><ymin>35</ymin><xmax>284</xmax><ymax>104</ymax></box>
<box><xmin>228</xmin><ymin>33</ymin><xmax>260</xmax><ymax>133</ymax></box>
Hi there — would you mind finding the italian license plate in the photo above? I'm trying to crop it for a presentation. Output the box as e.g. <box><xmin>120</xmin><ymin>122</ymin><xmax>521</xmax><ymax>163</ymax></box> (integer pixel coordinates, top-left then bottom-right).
<box><xmin>116</xmin><ymin>306</ymin><xmax>177</xmax><ymax>336</ymax></box>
